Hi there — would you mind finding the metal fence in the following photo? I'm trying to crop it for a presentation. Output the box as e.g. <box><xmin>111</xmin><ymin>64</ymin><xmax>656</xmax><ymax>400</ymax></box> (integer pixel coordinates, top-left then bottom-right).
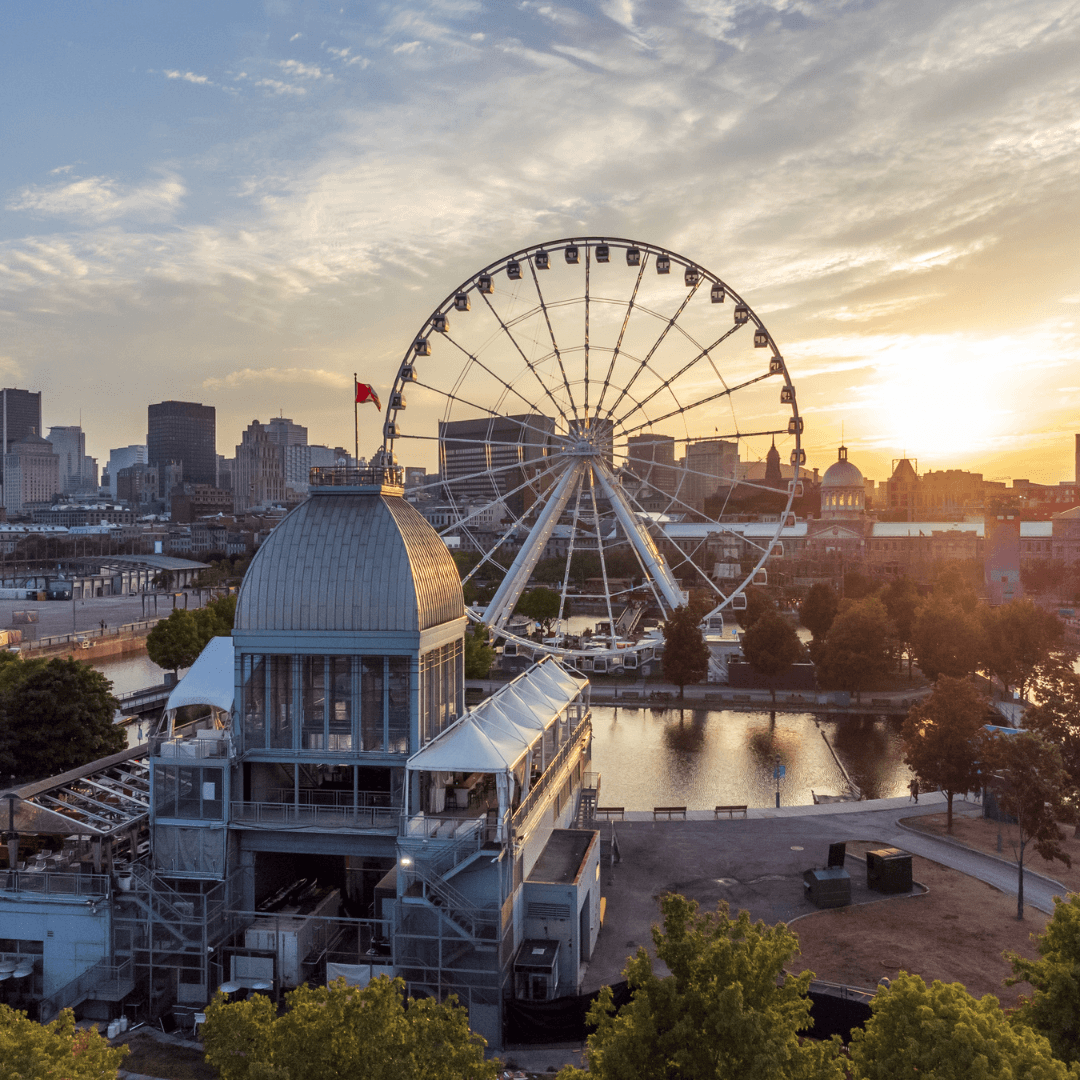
<box><xmin>230</xmin><ymin>801</ymin><xmax>401</xmax><ymax>830</ymax></box>
<box><xmin>2</xmin><ymin>869</ymin><xmax>111</xmax><ymax>898</ymax></box>
<box><xmin>22</xmin><ymin>617</ymin><xmax>166</xmax><ymax>653</ymax></box>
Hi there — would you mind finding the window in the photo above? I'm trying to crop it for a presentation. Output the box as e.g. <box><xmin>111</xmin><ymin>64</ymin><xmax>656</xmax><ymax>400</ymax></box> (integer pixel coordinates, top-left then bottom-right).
<box><xmin>270</xmin><ymin>655</ymin><xmax>293</xmax><ymax>749</ymax></box>
<box><xmin>361</xmin><ymin>657</ymin><xmax>384</xmax><ymax>751</ymax></box>
<box><xmin>329</xmin><ymin>656</ymin><xmax>353</xmax><ymax>751</ymax></box>
<box><xmin>388</xmin><ymin>657</ymin><xmax>410</xmax><ymax>754</ymax></box>
<box><xmin>242</xmin><ymin>654</ymin><xmax>266</xmax><ymax>749</ymax></box>
<box><xmin>154</xmin><ymin>765</ymin><xmax>224</xmax><ymax>820</ymax></box>
<box><xmin>302</xmin><ymin>656</ymin><xmax>326</xmax><ymax>750</ymax></box>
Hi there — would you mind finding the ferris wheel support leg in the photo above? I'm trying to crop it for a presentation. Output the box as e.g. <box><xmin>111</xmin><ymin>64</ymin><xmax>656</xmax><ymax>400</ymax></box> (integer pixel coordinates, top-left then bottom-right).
<box><xmin>592</xmin><ymin>461</ymin><xmax>687</xmax><ymax>614</ymax></box>
<box><xmin>481</xmin><ymin>460</ymin><xmax>585</xmax><ymax>631</ymax></box>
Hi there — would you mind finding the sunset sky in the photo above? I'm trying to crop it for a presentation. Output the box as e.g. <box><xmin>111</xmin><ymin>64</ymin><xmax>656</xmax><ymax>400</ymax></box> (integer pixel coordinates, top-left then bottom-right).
<box><xmin>2</xmin><ymin>0</ymin><xmax>1078</xmax><ymax>487</ymax></box>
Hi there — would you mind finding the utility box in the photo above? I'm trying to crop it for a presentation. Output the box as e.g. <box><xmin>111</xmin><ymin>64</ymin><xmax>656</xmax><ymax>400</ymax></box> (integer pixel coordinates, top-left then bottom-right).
<box><xmin>866</xmin><ymin>848</ymin><xmax>913</xmax><ymax>894</ymax></box>
<box><xmin>803</xmin><ymin>867</ymin><xmax>851</xmax><ymax>908</ymax></box>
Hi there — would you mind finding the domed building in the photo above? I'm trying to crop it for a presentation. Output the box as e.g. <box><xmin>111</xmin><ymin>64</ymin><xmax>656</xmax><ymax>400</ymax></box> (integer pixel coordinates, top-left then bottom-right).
<box><xmin>820</xmin><ymin>445</ymin><xmax>865</xmax><ymax>520</ymax></box>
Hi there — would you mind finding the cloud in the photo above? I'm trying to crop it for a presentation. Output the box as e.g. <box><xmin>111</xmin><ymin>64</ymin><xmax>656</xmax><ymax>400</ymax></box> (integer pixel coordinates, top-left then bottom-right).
<box><xmin>254</xmin><ymin>77</ymin><xmax>307</xmax><ymax>96</ymax></box>
<box><xmin>163</xmin><ymin>69</ymin><xmax>210</xmax><ymax>85</ymax></box>
<box><xmin>7</xmin><ymin>174</ymin><xmax>185</xmax><ymax>223</ymax></box>
<box><xmin>279</xmin><ymin>59</ymin><xmax>332</xmax><ymax>80</ymax></box>
<box><xmin>289</xmin><ymin>32</ymin><xmax>302</xmax><ymax>41</ymax></box>
<box><xmin>202</xmin><ymin>367</ymin><xmax>350</xmax><ymax>391</ymax></box>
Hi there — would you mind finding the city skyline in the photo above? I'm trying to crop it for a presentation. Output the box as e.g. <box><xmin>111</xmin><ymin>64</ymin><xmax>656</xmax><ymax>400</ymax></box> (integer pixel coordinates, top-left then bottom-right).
<box><xmin>2</xmin><ymin>2</ymin><xmax>1077</xmax><ymax>483</ymax></box>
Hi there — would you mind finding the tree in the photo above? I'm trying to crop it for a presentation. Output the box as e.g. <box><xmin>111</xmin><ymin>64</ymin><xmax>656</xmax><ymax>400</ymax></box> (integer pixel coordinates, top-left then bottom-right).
<box><xmin>799</xmin><ymin>583</ymin><xmax>839</xmax><ymax>645</ymax></box>
<box><xmin>145</xmin><ymin>608</ymin><xmax>203</xmax><ymax>672</ymax></box>
<box><xmin>0</xmin><ymin>657</ymin><xmax>124</xmax><ymax>782</ymax></box>
<box><xmin>463</xmin><ymin>623</ymin><xmax>494</xmax><ymax>679</ymax></box>
<box><xmin>814</xmin><ymin>597</ymin><xmax>893</xmax><ymax>702</ymax></box>
<box><xmin>0</xmin><ymin>1004</ymin><xmax>128</xmax><ymax>1080</ymax></box>
<box><xmin>842</xmin><ymin>570</ymin><xmax>873</xmax><ymax>600</ymax></box>
<box><xmin>983</xmin><ymin>729</ymin><xmax>1071</xmax><ymax>919</ymax></box>
<box><xmin>202</xmin><ymin>975</ymin><xmax>497</xmax><ymax>1080</ymax></box>
<box><xmin>879</xmin><ymin>576</ymin><xmax>920</xmax><ymax>674</ymax></box>
<box><xmin>980</xmin><ymin>600</ymin><xmax>1065</xmax><ymax>699</ymax></box>
<box><xmin>911</xmin><ymin>595</ymin><xmax>983</xmax><ymax>682</ymax></box>
<box><xmin>515</xmin><ymin>586</ymin><xmax>563</xmax><ymax>635</ymax></box>
<box><xmin>740</xmin><ymin>610</ymin><xmax>803</xmax><ymax>704</ymax></box>
<box><xmin>557</xmin><ymin>895</ymin><xmax>842</xmax><ymax>1080</ymax></box>
<box><xmin>1007</xmin><ymin>894</ymin><xmax>1080</xmax><ymax>1064</ymax></box>
<box><xmin>849</xmin><ymin>972</ymin><xmax>1070</xmax><ymax>1080</ymax></box>
<box><xmin>733</xmin><ymin>585</ymin><xmax>773</xmax><ymax>631</ymax></box>
<box><xmin>901</xmin><ymin>675</ymin><xmax>987</xmax><ymax>832</ymax></box>
<box><xmin>662</xmin><ymin>606</ymin><xmax>710</xmax><ymax>698</ymax></box>
<box><xmin>194</xmin><ymin>592</ymin><xmax>238</xmax><ymax>642</ymax></box>
<box><xmin>1024</xmin><ymin>656</ymin><xmax>1080</xmax><ymax>819</ymax></box>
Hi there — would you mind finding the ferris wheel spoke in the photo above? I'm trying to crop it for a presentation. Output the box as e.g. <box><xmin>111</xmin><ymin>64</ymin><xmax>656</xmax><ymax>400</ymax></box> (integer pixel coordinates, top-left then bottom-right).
<box><xmin>411</xmin><ymin>381</ymin><xmax>560</xmax><ymax>446</ymax></box>
<box><xmin>603</xmin><ymin>279</ymin><xmax>703</xmax><ymax>422</ymax></box>
<box><xmin>441</xmin><ymin>335</ymin><xmax>557</xmax><ymax>426</ymax></box>
<box><xmin>614</xmin><ymin>324</ymin><xmax>742</xmax><ymax>428</ymax></box>
<box><xmin>527</xmin><ymin>256</ymin><xmax>579</xmax><ymax>423</ymax></box>
<box><xmin>479</xmin><ymin>290</ymin><xmax>572</xmax><ymax>428</ymax></box>
<box><xmin>586</xmin><ymin>465</ymin><xmax>619</xmax><ymax>650</ymax></box>
<box><xmin>622</xmin><ymin>453</ymin><xmax>794</xmax><ymax>501</ymax></box>
<box><xmin>595</xmin><ymin>256</ymin><xmax>647</xmax><ymax>419</ymax></box>
<box><xmin>556</xmin><ymin>469</ymin><xmax>587</xmax><ymax>637</ymax></box>
<box><xmin>583</xmin><ymin>246</ymin><xmax>590</xmax><ymax>419</ymax></box>
<box><xmin>401</xmin><ymin>448</ymin><xmax>556</xmax><ymax>500</ymax></box>
<box><xmin>619</xmin><ymin>371</ymin><xmax>774</xmax><ymax>439</ymax></box>
<box><xmin>591</xmin><ymin>459</ymin><xmax>686</xmax><ymax>615</ymax></box>
<box><xmin>481</xmin><ymin>460</ymin><xmax>585</xmax><ymax>629</ymax></box>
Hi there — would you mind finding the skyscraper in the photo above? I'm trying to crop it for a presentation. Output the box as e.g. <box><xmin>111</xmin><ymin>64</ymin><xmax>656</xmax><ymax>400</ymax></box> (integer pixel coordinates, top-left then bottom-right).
<box><xmin>147</xmin><ymin>400</ymin><xmax>217</xmax><ymax>493</ymax></box>
<box><xmin>1</xmin><ymin>388</ymin><xmax>42</xmax><ymax>451</ymax></box>
<box><xmin>47</xmin><ymin>425</ymin><xmax>98</xmax><ymax>495</ymax></box>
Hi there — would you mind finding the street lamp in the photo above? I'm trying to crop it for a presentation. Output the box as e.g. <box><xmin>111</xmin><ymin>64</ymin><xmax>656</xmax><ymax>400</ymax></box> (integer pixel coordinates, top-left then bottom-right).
<box><xmin>774</xmin><ymin>754</ymin><xmax>784</xmax><ymax>809</ymax></box>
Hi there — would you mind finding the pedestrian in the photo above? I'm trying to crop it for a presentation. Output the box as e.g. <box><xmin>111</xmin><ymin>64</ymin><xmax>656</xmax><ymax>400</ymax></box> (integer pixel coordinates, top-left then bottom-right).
<box><xmin>909</xmin><ymin>778</ymin><xmax>919</xmax><ymax>803</ymax></box>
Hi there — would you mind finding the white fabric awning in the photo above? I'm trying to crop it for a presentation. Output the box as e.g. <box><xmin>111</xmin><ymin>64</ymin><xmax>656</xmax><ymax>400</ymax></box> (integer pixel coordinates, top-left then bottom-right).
<box><xmin>165</xmin><ymin>635</ymin><xmax>235</xmax><ymax>715</ymax></box>
<box><xmin>407</xmin><ymin>657</ymin><xmax>587</xmax><ymax>776</ymax></box>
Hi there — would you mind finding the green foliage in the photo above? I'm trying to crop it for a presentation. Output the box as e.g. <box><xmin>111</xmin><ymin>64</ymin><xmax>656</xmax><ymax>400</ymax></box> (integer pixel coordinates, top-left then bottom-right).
<box><xmin>932</xmin><ymin>560</ymin><xmax>983</xmax><ymax>611</ymax></box>
<box><xmin>911</xmin><ymin>595</ymin><xmax>983</xmax><ymax>682</ymax></box>
<box><xmin>733</xmin><ymin>585</ymin><xmax>773</xmax><ymax>631</ymax></box>
<box><xmin>842</xmin><ymin>570</ymin><xmax>873</xmax><ymax>600</ymax></box>
<box><xmin>980</xmin><ymin>599</ymin><xmax>1065</xmax><ymax>698</ymax></box>
<box><xmin>662</xmin><ymin>605</ymin><xmax>710</xmax><ymax>696</ymax></box>
<box><xmin>740</xmin><ymin>610</ymin><xmax>803</xmax><ymax>702</ymax></box>
<box><xmin>1008</xmin><ymin>894</ymin><xmax>1080</xmax><ymax>1063</ymax></box>
<box><xmin>983</xmin><ymin>729</ymin><xmax>1071</xmax><ymax>918</ymax></box>
<box><xmin>814</xmin><ymin>597</ymin><xmax>893</xmax><ymax>699</ymax></box>
<box><xmin>515</xmin><ymin>586</ymin><xmax>563</xmax><ymax>634</ymax></box>
<box><xmin>557</xmin><ymin>895</ymin><xmax>843</xmax><ymax>1080</ymax></box>
<box><xmin>202</xmin><ymin>976</ymin><xmax>497</xmax><ymax>1080</ymax></box>
<box><xmin>463</xmin><ymin>623</ymin><xmax>494</xmax><ymax>679</ymax></box>
<box><xmin>879</xmin><ymin>576</ymin><xmax>920</xmax><ymax>671</ymax></box>
<box><xmin>1024</xmin><ymin>656</ymin><xmax>1080</xmax><ymax>801</ymax></box>
<box><xmin>147</xmin><ymin>593</ymin><xmax>237</xmax><ymax>672</ymax></box>
<box><xmin>0</xmin><ymin>1004</ymin><xmax>128</xmax><ymax>1080</ymax></box>
<box><xmin>0</xmin><ymin>657</ymin><xmax>124</xmax><ymax>782</ymax></box>
<box><xmin>799</xmin><ymin>583</ymin><xmax>838</xmax><ymax>642</ymax></box>
<box><xmin>849</xmin><ymin>971</ymin><xmax>1071</xmax><ymax>1080</ymax></box>
<box><xmin>1022</xmin><ymin>560</ymin><xmax>1068</xmax><ymax>597</ymax></box>
<box><xmin>901</xmin><ymin>675</ymin><xmax>987</xmax><ymax>832</ymax></box>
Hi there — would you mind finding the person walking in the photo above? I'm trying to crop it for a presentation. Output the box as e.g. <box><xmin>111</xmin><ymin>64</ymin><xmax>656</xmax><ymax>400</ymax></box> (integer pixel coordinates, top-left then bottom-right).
<box><xmin>909</xmin><ymin>778</ymin><xmax>919</xmax><ymax>803</ymax></box>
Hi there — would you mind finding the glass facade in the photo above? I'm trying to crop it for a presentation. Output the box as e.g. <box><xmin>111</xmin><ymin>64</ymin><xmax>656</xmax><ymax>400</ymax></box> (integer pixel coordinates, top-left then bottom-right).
<box><xmin>153</xmin><ymin>765</ymin><xmax>224</xmax><ymax>820</ymax></box>
<box><xmin>419</xmin><ymin>640</ymin><xmax>464</xmax><ymax>746</ymax></box>
<box><xmin>241</xmin><ymin>653</ymin><xmax>434</xmax><ymax>755</ymax></box>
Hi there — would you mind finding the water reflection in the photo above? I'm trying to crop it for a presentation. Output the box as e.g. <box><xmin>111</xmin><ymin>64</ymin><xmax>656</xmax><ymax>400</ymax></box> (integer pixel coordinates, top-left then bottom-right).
<box><xmin>590</xmin><ymin>705</ymin><xmax>911</xmax><ymax>810</ymax></box>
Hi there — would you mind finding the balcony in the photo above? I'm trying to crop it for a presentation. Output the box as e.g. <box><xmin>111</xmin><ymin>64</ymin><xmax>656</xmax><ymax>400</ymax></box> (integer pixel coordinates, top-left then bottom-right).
<box><xmin>2</xmin><ymin>870</ymin><xmax>111</xmax><ymax>899</ymax></box>
<box><xmin>230</xmin><ymin>801</ymin><xmax>401</xmax><ymax>832</ymax></box>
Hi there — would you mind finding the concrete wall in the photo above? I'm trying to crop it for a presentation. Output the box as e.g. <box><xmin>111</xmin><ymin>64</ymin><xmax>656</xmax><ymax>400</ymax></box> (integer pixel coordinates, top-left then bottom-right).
<box><xmin>2</xmin><ymin>900</ymin><xmax>110</xmax><ymax>999</ymax></box>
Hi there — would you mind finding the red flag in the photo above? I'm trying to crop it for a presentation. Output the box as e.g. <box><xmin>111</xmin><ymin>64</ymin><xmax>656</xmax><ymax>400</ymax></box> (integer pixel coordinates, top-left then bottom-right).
<box><xmin>355</xmin><ymin>383</ymin><xmax>381</xmax><ymax>411</ymax></box>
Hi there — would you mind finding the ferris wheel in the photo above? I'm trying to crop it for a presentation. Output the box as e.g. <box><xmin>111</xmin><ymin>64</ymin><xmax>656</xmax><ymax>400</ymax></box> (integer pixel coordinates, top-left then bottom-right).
<box><xmin>383</xmin><ymin>237</ymin><xmax>802</xmax><ymax>661</ymax></box>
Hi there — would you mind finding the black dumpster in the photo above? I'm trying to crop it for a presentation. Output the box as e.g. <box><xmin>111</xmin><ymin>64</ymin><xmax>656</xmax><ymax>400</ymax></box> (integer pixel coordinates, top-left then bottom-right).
<box><xmin>803</xmin><ymin>867</ymin><xmax>851</xmax><ymax>908</ymax></box>
<box><xmin>866</xmin><ymin>848</ymin><xmax>913</xmax><ymax>894</ymax></box>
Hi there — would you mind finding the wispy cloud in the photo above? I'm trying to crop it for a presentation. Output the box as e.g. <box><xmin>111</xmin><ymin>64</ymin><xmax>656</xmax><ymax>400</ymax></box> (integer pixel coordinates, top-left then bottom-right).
<box><xmin>254</xmin><ymin>77</ymin><xmax>307</xmax><ymax>96</ymax></box>
<box><xmin>279</xmin><ymin>59</ymin><xmax>332</xmax><ymax>80</ymax></box>
<box><xmin>7</xmin><ymin>174</ymin><xmax>185</xmax><ymax>223</ymax></box>
<box><xmin>163</xmin><ymin>69</ymin><xmax>210</xmax><ymax>85</ymax></box>
<box><xmin>202</xmin><ymin>367</ymin><xmax>350</xmax><ymax>391</ymax></box>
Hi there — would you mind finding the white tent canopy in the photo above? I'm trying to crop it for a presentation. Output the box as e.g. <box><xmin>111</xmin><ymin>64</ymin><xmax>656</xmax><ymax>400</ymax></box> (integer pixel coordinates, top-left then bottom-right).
<box><xmin>405</xmin><ymin>656</ymin><xmax>588</xmax><ymax>838</ymax></box>
<box><xmin>164</xmin><ymin>635</ymin><xmax>235</xmax><ymax>733</ymax></box>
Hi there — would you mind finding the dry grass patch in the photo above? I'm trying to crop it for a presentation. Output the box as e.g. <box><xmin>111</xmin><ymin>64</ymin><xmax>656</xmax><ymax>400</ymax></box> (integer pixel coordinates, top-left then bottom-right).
<box><xmin>902</xmin><ymin>811</ymin><xmax>1080</xmax><ymax>893</ymax></box>
<box><xmin>791</xmin><ymin>841</ymin><xmax>1048</xmax><ymax>1006</ymax></box>
<box><xmin>118</xmin><ymin>1032</ymin><xmax>216</xmax><ymax>1080</ymax></box>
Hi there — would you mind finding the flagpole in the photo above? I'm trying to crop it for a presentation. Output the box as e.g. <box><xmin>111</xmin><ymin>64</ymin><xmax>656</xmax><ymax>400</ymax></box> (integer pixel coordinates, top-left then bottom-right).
<box><xmin>353</xmin><ymin>371</ymin><xmax>358</xmax><ymax>467</ymax></box>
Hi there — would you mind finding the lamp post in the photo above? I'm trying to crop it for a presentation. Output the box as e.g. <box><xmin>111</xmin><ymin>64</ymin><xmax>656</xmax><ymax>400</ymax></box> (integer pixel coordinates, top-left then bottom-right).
<box><xmin>3</xmin><ymin>791</ymin><xmax>21</xmax><ymax>873</ymax></box>
<box><xmin>774</xmin><ymin>754</ymin><xmax>783</xmax><ymax>809</ymax></box>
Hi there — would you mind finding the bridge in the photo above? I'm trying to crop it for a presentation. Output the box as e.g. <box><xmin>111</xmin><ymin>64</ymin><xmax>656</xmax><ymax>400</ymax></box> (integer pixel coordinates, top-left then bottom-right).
<box><xmin>115</xmin><ymin>682</ymin><xmax>172</xmax><ymax>718</ymax></box>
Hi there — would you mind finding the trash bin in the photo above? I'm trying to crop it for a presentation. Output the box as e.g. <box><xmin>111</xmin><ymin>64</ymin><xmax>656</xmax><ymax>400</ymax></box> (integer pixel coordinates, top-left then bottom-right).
<box><xmin>803</xmin><ymin>867</ymin><xmax>851</xmax><ymax>908</ymax></box>
<box><xmin>866</xmin><ymin>848</ymin><xmax>912</xmax><ymax>894</ymax></box>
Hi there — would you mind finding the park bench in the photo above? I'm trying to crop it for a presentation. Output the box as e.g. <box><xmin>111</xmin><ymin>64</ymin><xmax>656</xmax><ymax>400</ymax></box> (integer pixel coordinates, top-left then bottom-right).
<box><xmin>596</xmin><ymin>806</ymin><xmax>625</xmax><ymax>820</ymax></box>
<box><xmin>652</xmin><ymin>805</ymin><xmax>687</xmax><ymax>820</ymax></box>
<box><xmin>714</xmin><ymin>805</ymin><xmax>748</xmax><ymax>819</ymax></box>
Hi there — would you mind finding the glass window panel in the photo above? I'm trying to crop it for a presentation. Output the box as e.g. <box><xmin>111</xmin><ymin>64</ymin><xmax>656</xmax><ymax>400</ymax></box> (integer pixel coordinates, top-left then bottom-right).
<box><xmin>270</xmin><ymin>655</ymin><xmax>294</xmax><ymax>749</ymax></box>
<box><xmin>302</xmin><ymin>656</ymin><xmax>326</xmax><ymax>750</ymax></box>
<box><xmin>177</xmin><ymin>766</ymin><xmax>201</xmax><ymax>819</ymax></box>
<box><xmin>201</xmin><ymin>767</ymin><xmax>224</xmax><ymax>819</ymax></box>
<box><xmin>453</xmin><ymin>640</ymin><xmax>464</xmax><ymax>719</ymax></box>
<box><xmin>329</xmin><ymin>656</ymin><xmax>353</xmax><ymax>751</ymax></box>
<box><xmin>154</xmin><ymin>765</ymin><xmax>177</xmax><ymax>817</ymax></box>
<box><xmin>361</xmin><ymin>657</ymin><xmax>384</xmax><ymax>752</ymax></box>
<box><xmin>388</xmin><ymin>657</ymin><xmax>410</xmax><ymax>754</ymax></box>
<box><xmin>243</xmin><ymin>655</ymin><xmax>266</xmax><ymax>750</ymax></box>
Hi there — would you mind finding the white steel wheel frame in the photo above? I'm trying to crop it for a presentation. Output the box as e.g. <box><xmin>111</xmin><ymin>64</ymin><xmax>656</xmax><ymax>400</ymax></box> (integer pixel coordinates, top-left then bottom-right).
<box><xmin>382</xmin><ymin>237</ymin><xmax>802</xmax><ymax>659</ymax></box>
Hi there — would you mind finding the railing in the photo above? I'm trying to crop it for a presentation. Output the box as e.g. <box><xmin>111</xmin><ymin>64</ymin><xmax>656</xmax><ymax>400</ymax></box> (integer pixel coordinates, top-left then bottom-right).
<box><xmin>39</xmin><ymin>956</ymin><xmax>114</xmax><ymax>1022</ymax></box>
<box><xmin>151</xmin><ymin>733</ymin><xmax>232</xmax><ymax>759</ymax></box>
<box><xmin>2</xmin><ymin>870</ymin><xmax>111</xmax><ymax>898</ymax></box>
<box><xmin>403</xmin><ymin>862</ymin><xmax>500</xmax><ymax>942</ymax></box>
<box><xmin>512</xmin><ymin>711</ymin><xmax>592</xmax><ymax>831</ymax></box>
<box><xmin>270</xmin><ymin>787</ymin><xmax>394</xmax><ymax>809</ymax></box>
<box><xmin>230</xmin><ymin>801</ymin><xmax>401</xmax><ymax>830</ymax></box>
<box><xmin>23</xmin><ymin>617</ymin><xmax>166</xmax><ymax>653</ymax></box>
<box><xmin>310</xmin><ymin>465</ymin><xmax>404</xmax><ymax>488</ymax></box>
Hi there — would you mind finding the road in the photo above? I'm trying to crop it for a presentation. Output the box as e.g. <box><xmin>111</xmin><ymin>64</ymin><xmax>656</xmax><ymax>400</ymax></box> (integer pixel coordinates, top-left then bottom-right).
<box><xmin>0</xmin><ymin>591</ymin><xmax>205</xmax><ymax>641</ymax></box>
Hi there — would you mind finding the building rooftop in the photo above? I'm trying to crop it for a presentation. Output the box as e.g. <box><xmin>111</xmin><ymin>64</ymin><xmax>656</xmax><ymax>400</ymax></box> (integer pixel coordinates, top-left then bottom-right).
<box><xmin>527</xmin><ymin>829</ymin><xmax>596</xmax><ymax>885</ymax></box>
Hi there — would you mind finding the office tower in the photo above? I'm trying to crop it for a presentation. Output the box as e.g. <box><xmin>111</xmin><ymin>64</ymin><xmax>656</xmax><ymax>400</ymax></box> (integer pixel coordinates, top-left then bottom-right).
<box><xmin>46</xmin><ymin>425</ymin><xmax>97</xmax><ymax>495</ymax></box>
<box><xmin>626</xmin><ymin>433</ymin><xmax>676</xmax><ymax>496</ymax></box>
<box><xmin>4</xmin><ymin>434</ymin><xmax>59</xmax><ymax>517</ymax></box>
<box><xmin>263</xmin><ymin>417</ymin><xmax>308</xmax><ymax>447</ymax></box>
<box><xmin>108</xmin><ymin>445</ymin><xmax>147</xmax><ymax>498</ymax></box>
<box><xmin>233</xmin><ymin>420</ymin><xmax>286</xmax><ymax>511</ymax></box>
<box><xmin>683</xmin><ymin>439</ymin><xmax>738</xmax><ymax>512</ymax></box>
<box><xmin>147</xmin><ymin>400</ymin><xmax>217</xmax><ymax>492</ymax></box>
<box><xmin>0</xmin><ymin>388</ymin><xmax>42</xmax><ymax>452</ymax></box>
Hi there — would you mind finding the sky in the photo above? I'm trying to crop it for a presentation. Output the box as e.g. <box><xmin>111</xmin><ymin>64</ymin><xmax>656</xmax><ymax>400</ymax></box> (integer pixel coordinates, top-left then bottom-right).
<box><xmin>1</xmin><ymin>0</ymin><xmax>1078</xmax><ymax>486</ymax></box>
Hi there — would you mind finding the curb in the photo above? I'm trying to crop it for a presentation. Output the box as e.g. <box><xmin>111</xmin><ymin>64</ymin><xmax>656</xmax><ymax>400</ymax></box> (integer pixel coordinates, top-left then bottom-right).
<box><xmin>894</xmin><ymin>820</ymin><xmax>1069</xmax><ymax>893</ymax></box>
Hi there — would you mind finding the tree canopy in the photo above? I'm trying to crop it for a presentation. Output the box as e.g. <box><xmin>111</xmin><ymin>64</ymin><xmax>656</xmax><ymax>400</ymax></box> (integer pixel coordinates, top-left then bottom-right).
<box><xmin>733</xmin><ymin>585</ymin><xmax>773</xmax><ymax>631</ymax></box>
<box><xmin>1023</xmin><ymin>656</ymin><xmax>1080</xmax><ymax>809</ymax></box>
<box><xmin>813</xmin><ymin>597</ymin><xmax>892</xmax><ymax>700</ymax></box>
<box><xmin>1008</xmin><ymin>893</ymin><xmax>1080</xmax><ymax>1064</ymax></box>
<box><xmin>662</xmin><ymin>606</ymin><xmax>710</xmax><ymax>697</ymax></box>
<box><xmin>146</xmin><ymin>592</ymin><xmax>237</xmax><ymax>672</ymax></box>
<box><xmin>799</xmin><ymin>582</ymin><xmax>839</xmax><ymax>642</ymax></box>
<box><xmin>557</xmin><ymin>894</ymin><xmax>842</xmax><ymax>1080</ymax></box>
<box><xmin>0</xmin><ymin>1004</ymin><xmax>128</xmax><ymax>1080</ymax></box>
<box><xmin>202</xmin><ymin>976</ymin><xmax>497</xmax><ymax>1080</ymax></box>
<box><xmin>901</xmin><ymin>675</ymin><xmax>987</xmax><ymax>831</ymax></box>
<box><xmin>849</xmin><ymin>972</ymin><xmax>1071</xmax><ymax>1080</ymax></box>
<box><xmin>983</xmin><ymin>729</ymin><xmax>1071</xmax><ymax>918</ymax></box>
<box><xmin>0</xmin><ymin>656</ymin><xmax>124</xmax><ymax>783</ymax></box>
<box><xmin>879</xmin><ymin>576</ymin><xmax>920</xmax><ymax>674</ymax></box>
<box><xmin>463</xmin><ymin>622</ymin><xmax>494</xmax><ymax>679</ymax></box>
<box><xmin>911</xmin><ymin>595</ymin><xmax>983</xmax><ymax>682</ymax></box>
<box><xmin>980</xmin><ymin>600</ymin><xmax>1065</xmax><ymax>699</ymax></box>
<box><xmin>740</xmin><ymin>610</ymin><xmax>803</xmax><ymax>703</ymax></box>
<box><xmin>515</xmin><ymin>586</ymin><xmax>563</xmax><ymax>634</ymax></box>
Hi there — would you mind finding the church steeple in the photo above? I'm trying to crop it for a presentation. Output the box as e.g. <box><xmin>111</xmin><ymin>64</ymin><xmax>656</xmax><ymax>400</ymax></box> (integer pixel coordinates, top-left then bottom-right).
<box><xmin>764</xmin><ymin>438</ymin><xmax>782</xmax><ymax>486</ymax></box>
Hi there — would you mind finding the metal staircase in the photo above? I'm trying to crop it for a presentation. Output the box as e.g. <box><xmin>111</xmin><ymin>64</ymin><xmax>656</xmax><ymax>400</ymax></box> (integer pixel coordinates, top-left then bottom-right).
<box><xmin>403</xmin><ymin>863</ymin><xmax>499</xmax><ymax>942</ymax></box>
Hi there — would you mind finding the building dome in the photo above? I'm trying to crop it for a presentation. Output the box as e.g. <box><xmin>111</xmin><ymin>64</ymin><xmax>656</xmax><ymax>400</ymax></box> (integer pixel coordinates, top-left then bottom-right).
<box><xmin>235</xmin><ymin>486</ymin><xmax>464</xmax><ymax>634</ymax></box>
<box><xmin>820</xmin><ymin>446</ymin><xmax>865</xmax><ymax>519</ymax></box>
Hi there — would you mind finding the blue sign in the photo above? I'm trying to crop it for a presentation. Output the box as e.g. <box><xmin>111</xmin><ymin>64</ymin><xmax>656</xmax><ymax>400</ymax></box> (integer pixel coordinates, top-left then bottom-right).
<box><xmin>774</xmin><ymin>765</ymin><xmax>786</xmax><ymax>780</ymax></box>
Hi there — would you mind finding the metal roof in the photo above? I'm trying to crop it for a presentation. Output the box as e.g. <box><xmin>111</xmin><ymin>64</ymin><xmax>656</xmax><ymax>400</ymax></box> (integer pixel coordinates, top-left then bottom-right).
<box><xmin>103</xmin><ymin>554</ymin><xmax>211</xmax><ymax>571</ymax></box>
<box><xmin>235</xmin><ymin>488</ymin><xmax>464</xmax><ymax>634</ymax></box>
<box><xmin>870</xmin><ymin>521</ymin><xmax>1052</xmax><ymax>538</ymax></box>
